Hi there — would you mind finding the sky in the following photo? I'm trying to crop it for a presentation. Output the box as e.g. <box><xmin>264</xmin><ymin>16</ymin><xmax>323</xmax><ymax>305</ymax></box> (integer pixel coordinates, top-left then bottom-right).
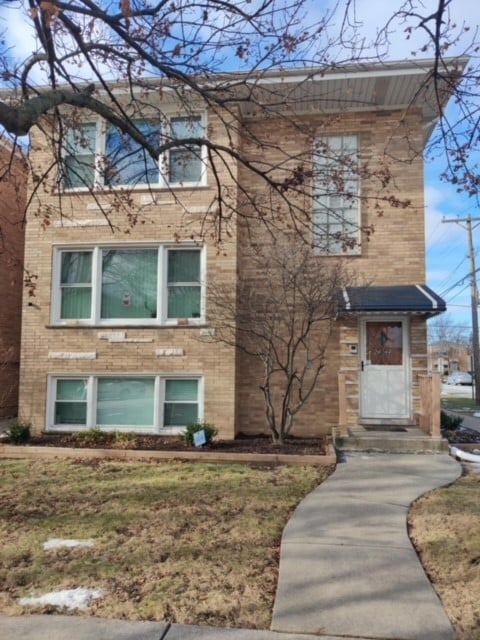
<box><xmin>0</xmin><ymin>0</ymin><xmax>479</xmax><ymax>335</ymax></box>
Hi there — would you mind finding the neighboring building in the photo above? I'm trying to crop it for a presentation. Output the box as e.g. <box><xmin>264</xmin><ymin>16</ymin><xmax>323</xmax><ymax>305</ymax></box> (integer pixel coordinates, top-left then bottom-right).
<box><xmin>18</xmin><ymin>59</ymin><xmax>464</xmax><ymax>438</ymax></box>
<box><xmin>0</xmin><ymin>141</ymin><xmax>27</xmax><ymax>417</ymax></box>
<box><xmin>428</xmin><ymin>342</ymin><xmax>471</xmax><ymax>377</ymax></box>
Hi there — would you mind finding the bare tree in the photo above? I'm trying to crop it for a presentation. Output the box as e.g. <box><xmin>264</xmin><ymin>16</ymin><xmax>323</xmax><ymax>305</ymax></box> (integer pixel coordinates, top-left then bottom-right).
<box><xmin>428</xmin><ymin>315</ymin><xmax>469</xmax><ymax>346</ymax></box>
<box><xmin>0</xmin><ymin>0</ymin><xmax>474</xmax><ymax>249</ymax></box>
<box><xmin>208</xmin><ymin>234</ymin><xmax>351</xmax><ymax>443</ymax></box>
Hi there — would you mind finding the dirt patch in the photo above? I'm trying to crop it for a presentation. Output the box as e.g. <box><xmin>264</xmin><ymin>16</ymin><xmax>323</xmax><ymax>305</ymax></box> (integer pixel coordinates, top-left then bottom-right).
<box><xmin>14</xmin><ymin>433</ymin><xmax>329</xmax><ymax>456</ymax></box>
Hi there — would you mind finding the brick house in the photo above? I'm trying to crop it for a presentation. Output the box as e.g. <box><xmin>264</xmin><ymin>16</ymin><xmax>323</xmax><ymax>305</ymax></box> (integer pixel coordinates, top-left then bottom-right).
<box><xmin>18</xmin><ymin>59</ymin><xmax>463</xmax><ymax>439</ymax></box>
<box><xmin>0</xmin><ymin>140</ymin><xmax>27</xmax><ymax>417</ymax></box>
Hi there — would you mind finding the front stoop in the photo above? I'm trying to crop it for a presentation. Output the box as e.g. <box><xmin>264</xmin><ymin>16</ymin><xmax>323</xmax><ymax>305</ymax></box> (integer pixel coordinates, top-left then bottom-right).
<box><xmin>335</xmin><ymin>426</ymin><xmax>449</xmax><ymax>453</ymax></box>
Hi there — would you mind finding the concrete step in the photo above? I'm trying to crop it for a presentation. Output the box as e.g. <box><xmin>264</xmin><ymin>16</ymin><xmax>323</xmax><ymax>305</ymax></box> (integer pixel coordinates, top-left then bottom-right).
<box><xmin>336</xmin><ymin>427</ymin><xmax>449</xmax><ymax>453</ymax></box>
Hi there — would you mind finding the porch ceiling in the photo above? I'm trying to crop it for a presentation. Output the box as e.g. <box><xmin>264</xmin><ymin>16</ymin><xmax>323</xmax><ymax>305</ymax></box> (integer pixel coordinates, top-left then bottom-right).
<box><xmin>338</xmin><ymin>284</ymin><xmax>446</xmax><ymax>317</ymax></box>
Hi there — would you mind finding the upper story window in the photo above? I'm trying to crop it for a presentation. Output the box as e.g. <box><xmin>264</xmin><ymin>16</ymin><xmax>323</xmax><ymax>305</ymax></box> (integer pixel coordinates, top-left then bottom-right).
<box><xmin>312</xmin><ymin>135</ymin><xmax>360</xmax><ymax>254</ymax></box>
<box><xmin>62</xmin><ymin>114</ymin><xmax>206</xmax><ymax>190</ymax></box>
<box><xmin>53</xmin><ymin>244</ymin><xmax>205</xmax><ymax>326</ymax></box>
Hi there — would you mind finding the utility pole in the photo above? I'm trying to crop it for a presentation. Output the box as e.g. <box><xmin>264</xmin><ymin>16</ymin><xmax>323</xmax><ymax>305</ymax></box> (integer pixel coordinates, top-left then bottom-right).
<box><xmin>442</xmin><ymin>215</ymin><xmax>480</xmax><ymax>404</ymax></box>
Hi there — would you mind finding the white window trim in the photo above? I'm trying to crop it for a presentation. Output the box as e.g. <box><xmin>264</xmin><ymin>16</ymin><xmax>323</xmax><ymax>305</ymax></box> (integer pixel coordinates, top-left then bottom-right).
<box><xmin>312</xmin><ymin>133</ymin><xmax>361</xmax><ymax>256</ymax></box>
<box><xmin>47</xmin><ymin>374</ymin><xmax>204</xmax><ymax>434</ymax></box>
<box><xmin>61</xmin><ymin>112</ymin><xmax>208</xmax><ymax>192</ymax></box>
<box><xmin>51</xmin><ymin>242</ymin><xmax>206</xmax><ymax>327</ymax></box>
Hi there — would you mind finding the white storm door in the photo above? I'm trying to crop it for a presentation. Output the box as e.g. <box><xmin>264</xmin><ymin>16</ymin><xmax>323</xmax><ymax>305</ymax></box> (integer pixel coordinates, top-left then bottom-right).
<box><xmin>360</xmin><ymin>318</ymin><xmax>411</xmax><ymax>420</ymax></box>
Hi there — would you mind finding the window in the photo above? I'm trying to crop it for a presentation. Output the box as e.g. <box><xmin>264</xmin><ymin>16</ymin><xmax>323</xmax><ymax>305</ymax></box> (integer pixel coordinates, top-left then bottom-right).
<box><xmin>63</xmin><ymin>124</ymin><xmax>96</xmax><ymax>190</ymax></box>
<box><xmin>164</xmin><ymin>379</ymin><xmax>199</xmax><ymax>427</ymax></box>
<box><xmin>49</xmin><ymin>375</ymin><xmax>202</xmax><ymax>432</ymax></box>
<box><xmin>169</xmin><ymin>116</ymin><xmax>203</xmax><ymax>185</ymax></box>
<box><xmin>60</xmin><ymin>251</ymin><xmax>92</xmax><ymax>319</ymax></box>
<box><xmin>53</xmin><ymin>244</ymin><xmax>204</xmax><ymax>325</ymax></box>
<box><xmin>97</xmin><ymin>378</ymin><xmax>155</xmax><ymax>426</ymax></box>
<box><xmin>62</xmin><ymin>115</ymin><xmax>206</xmax><ymax>190</ymax></box>
<box><xmin>312</xmin><ymin>135</ymin><xmax>360</xmax><ymax>254</ymax></box>
<box><xmin>104</xmin><ymin>120</ymin><xmax>160</xmax><ymax>186</ymax></box>
<box><xmin>54</xmin><ymin>379</ymin><xmax>88</xmax><ymax>426</ymax></box>
<box><xmin>167</xmin><ymin>250</ymin><xmax>201</xmax><ymax>319</ymax></box>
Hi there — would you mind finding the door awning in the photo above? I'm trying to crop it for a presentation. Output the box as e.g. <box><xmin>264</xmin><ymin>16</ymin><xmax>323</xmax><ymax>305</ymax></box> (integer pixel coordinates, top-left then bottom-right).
<box><xmin>339</xmin><ymin>284</ymin><xmax>446</xmax><ymax>317</ymax></box>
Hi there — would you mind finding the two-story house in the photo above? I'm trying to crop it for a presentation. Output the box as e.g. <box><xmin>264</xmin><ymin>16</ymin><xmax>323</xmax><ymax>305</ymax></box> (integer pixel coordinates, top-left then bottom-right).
<box><xmin>18</xmin><ymin>58</ymin><xmax>464</xmax><ymax>441</ymax></box>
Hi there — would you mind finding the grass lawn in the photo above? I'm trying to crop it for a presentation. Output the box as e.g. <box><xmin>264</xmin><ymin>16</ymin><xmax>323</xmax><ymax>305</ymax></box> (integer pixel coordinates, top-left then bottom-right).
<box><xmin>0</xmin><ymin>459</ymin><xmax>328</xmax><ymax>628</ymax></box>
<box><xmin>442</xmin><ymin>395</ymin><xmax>478</xmax><ymax>414</ymax></box>
<box><xmin>409</xmin><ymin>471</ymin><xmax>480</xmax><ymax>640</ymax></box>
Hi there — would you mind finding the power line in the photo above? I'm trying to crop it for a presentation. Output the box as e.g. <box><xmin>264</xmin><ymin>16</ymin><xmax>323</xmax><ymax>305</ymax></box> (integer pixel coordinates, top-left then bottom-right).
<box><xmin>442</xmin><ymin>214</ymin><xmax>480</xmax><ymax>404</ymax></box>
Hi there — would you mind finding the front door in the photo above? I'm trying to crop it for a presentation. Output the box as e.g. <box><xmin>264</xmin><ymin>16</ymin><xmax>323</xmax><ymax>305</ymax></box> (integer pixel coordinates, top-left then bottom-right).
<box><xmin>360</xmin><ymin>318</ymin><xmax>411</xmax><ymax>421</ymax></box>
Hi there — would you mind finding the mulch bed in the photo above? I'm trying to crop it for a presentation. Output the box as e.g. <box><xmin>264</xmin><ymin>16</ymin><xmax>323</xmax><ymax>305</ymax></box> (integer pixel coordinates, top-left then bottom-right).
<box><xmin>444</xmin><ymin>426</ymin><xmax>480</xmax><ymax>445</ymax></box>
<box><xmin>14</xmin><ymin>433</ymin><xmax>329</xmax><ymax>456</ymax></box>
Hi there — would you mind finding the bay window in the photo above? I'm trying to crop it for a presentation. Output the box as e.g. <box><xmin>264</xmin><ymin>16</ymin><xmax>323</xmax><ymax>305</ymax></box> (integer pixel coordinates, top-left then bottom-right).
<box><xmin>312</xmin><ymin>134</ymin><xmax>360</xmax><ymax>254</ymax></box>
<box><xmin>49</xmin><ymin>375</ymin><xmax>202</xmax><ymax>432</ymax></box>
<box><xmin>53</xmin><ymin>244</ymin><xmax>204</xmax><ymax>325</ymax></box>
<box><xmin>62</xmin><ymin>114</ymin><xmax>206</xmax><ymax>190</ymax></box>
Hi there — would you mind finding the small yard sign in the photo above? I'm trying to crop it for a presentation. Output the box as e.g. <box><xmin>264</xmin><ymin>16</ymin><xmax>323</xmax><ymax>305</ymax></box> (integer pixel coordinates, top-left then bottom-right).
<box><xmin>193</xmin><ymin>429</ymin><xmax>207</xmax><ymax>447</ymax></box>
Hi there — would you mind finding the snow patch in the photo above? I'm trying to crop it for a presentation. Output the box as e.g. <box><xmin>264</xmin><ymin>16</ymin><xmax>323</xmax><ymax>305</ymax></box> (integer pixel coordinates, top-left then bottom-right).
<box><xmin>43</xmin><ymin>538</ymin><xmax>95</xmax><ymax>550</ymax></box>
<box><xmin>19</xmin><ymin>588</ymin><xmax>103</xmax><ymax>610</ymax></box>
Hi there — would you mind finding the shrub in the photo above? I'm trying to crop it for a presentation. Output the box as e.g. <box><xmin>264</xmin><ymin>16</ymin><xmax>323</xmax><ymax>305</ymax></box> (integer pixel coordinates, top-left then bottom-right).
<box><xmin>441</xmin><ymin>410</ymin><xmax>463</xmax><ymax>432</ymax></box>
<box><xmin>113</xmin><ymin>431</ymin><xmax>139</xmax><ymax>449</ymax></box>
<box><xmin>183</xmin><ymin>422</ymin><xmax>217</xmax><ymax>447</ymax></box>
<box><xmin>74</xmin><ymin>427</ymin><xmax>111</xmax><ymax>447</ymax></box>
<box><xmin>8</xmin><ymin>422</ymin><xmax>31</xmax><ymax>444</ymax></box>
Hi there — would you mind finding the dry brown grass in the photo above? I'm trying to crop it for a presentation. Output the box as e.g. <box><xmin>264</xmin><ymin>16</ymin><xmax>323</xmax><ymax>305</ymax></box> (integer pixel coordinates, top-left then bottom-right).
<box><xmin>0</xmin><ymin>458</ymin><xmax>328</xmax><ymax>628</ymax></box>
<box><xmin>409</xmin><ymin>470</ymin><xmax>480</xmax><ymax>640</ymax></box>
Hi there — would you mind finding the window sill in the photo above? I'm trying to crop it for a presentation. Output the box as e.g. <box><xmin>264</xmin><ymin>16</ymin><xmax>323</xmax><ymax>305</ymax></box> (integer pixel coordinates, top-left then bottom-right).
<box><xmin>46</xmin><ymin>323</ymin><xmax>209</xmax><ymax>330</ymax></box>
<box><xmin>60</xmin><ymin>184</ymin><xmax>210</xmax><ymax>195</ymax></box>
<box><xmin>46</xmin><ymin>426</ymin><xmax>185</xmax><ymax>435</ymax></box>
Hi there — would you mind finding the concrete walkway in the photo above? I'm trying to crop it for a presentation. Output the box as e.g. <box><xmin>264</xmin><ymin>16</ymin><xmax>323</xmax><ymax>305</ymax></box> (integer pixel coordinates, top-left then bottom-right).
<box><xmin>0</xmin><ymin>453</ymin><xmax>461</xmax><ymax>640</ymax></box>
<box><xmin>271</xmin><ymin>453</ymin><xmax>461</xmax><ymax>640</ymax></box>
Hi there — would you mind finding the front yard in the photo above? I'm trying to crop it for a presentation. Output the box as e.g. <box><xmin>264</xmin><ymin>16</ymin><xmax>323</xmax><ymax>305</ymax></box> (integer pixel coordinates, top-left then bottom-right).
<box><xmin>409</xmin><ymin>470</ymin><xmax>480</xmax><ymax>640</ymax></box>
<box><xmin>1</xmin><ymin>456</ymin><xmax>479</xmax><ymax>638</ymax></box>
<box><xmin>0</xmin><ymin>459</ymin><xmax>327</xmax><ymax>628</ymax></box>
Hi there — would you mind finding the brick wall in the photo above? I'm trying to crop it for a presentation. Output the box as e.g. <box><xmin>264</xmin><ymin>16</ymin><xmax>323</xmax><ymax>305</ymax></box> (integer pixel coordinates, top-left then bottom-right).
<box><xmin>19</xmin><ymin>104</ymin><xmax>430</xmax><ymax>438</ymax></box>
<box><xmin>19</xmin><ymin>110</ymin><xmax>239</xmax><ymax>436</ymax></box>
<box><xmin>0</xmin><ymin>144</ymin><xmax>27</xmax><ymax>417</ymax></box>
<box><xmin>235</xmin><ymin>109</ymin><xmax>428</xmax><ymax>437</ymax></box>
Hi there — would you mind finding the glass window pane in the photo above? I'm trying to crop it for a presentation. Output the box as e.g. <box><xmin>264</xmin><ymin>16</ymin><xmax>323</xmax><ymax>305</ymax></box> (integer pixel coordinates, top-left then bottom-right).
<box><xmin>101</xmin><ymin>249</ymin><xmax>158</xmax><ymax>319</ymax></box>
<box><xmin>64</xmin><ymin>123</ymin><xmax>96</xmax><ymax>189</ymax></box>
<box><xmin>56</xmin><ymin>379</ymin><xmax>88</xmax><ymax>401</ymax></box>
<box><xmin>171</xmin><ymin>116</ymin><xmax>202</xmax><ymax>139</ymax></box>
<box><xmin>313</xmin><ymin>135</ymin><xmax>359</xmax><ymax>253</ymax></box>
<box><xmin>168</xmin><ymin>286</ymin><xmax>201</xmax><ymax>318</ymax></box>
<box><xmin>169</xmin><ymin>116</ymin><xmax>202</xmax><ymax>184</ymax></box>
<box><xmin>165</xmin><ymin>379</ymin><xmax>198</xmax><ymax>402</ymax></box>
<box><xmin>97</xmin><ymin>378</ymin><xmax>155</xmax><ymax>426</ymax></box>
<box><xmin>169</xmin><ymin>148</ymin><xmax>202</xmax><ymax>184</ymax></box>
<box><xmin>164</xmin><ymin>403</ymin><xmax>198</xmax><ymax>427</ymax></box>
<box><xmin>366</xmin><ymin>322</ymin><xmax>403</xmax><ymax>366</ymax></box>
<box><xmin>55</xmin><ymin>402</ymin><xmax>87</xmax><ymax>425</ymax></box>
<box><xmin>167</xmin><ymin>250</ymin><xmax>201</xmax><ymax>318</ymax></box>
<box><xmin>61</xmin><ymin>252</ymin><xmax>92</xmax><ymax>284</ymax></box>
<box><xmin>168</xmin><ymin>250</ymin><xmax>200</xmax><ymax>283</ymax></box>
<box><xmin>105</xmin><ymin>121</ymin><xmax>159</xmax><ymax>186</ymax></box>
<box><xmin>61</xmin><ymin>287</ymin><xmax>92</xmax><ymax>319</ymax></box>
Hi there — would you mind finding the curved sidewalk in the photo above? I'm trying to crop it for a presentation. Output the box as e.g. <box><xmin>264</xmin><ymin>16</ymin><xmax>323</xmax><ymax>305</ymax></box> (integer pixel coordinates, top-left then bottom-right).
<box><xmin>271</xmin><ymin>453</ymin><xmax>461</xmax><ymax>640</ymax></box>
